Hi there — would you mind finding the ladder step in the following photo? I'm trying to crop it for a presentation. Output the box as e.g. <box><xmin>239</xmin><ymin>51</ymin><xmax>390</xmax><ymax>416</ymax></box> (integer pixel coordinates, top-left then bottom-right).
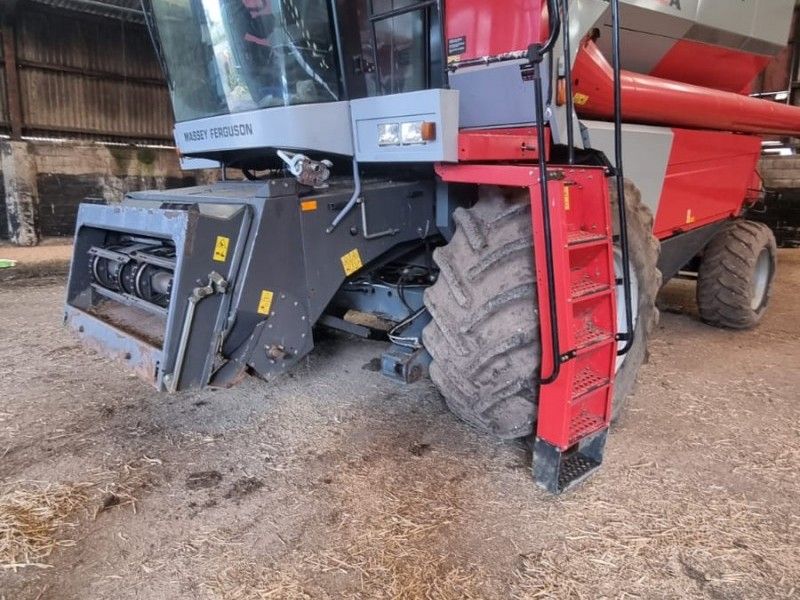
<box><xmin>575</xmin><ymin>321</ymin><xmax>613</xmax><ymax>350</ymax></box>
<box><xmin>570</xmin><ymin>279</ymin><xmax>611</xmax><ymax>300</ymax></box>
<box><xmin>567</xmin><ymin>230</ymin><xmax>607</xmax><ymax>247</ymax></box>
<box><xmin>572</xmin><ymin>366</ymin><xmax>610</xmax><ymax>399</ymax></box>
<box><xmin>533</xmin><ymin>429</ymin><xmax>608</xmax><ymax>494</ymax></box>
<box><xmin>569</xmin><ymin>412</ymin><xmax>607</xmax><ymax>447</ymax></box>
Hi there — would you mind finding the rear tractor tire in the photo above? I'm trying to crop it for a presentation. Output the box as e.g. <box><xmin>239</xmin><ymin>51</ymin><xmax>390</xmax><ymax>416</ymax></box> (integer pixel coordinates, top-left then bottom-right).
<box><xmin>697</xmin><ymin>220</ymin><xmax>777</xmax><ymax>330</ymax></box>
<box><xmin>422</xmin><ymin>183</ymin><xmax>660</xmax><ymax>439</ymax></box>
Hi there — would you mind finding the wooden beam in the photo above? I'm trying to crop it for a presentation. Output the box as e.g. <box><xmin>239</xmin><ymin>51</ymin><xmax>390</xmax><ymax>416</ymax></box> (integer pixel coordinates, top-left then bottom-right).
<box><xmin>2</xmin><ymin>21</ymin><xmax>23</xmax><ymax>140</ymax></box>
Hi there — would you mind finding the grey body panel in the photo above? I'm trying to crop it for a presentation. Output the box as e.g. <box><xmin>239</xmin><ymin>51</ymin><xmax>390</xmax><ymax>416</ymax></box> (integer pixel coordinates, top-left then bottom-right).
<box><xmin>175</xmin><ymin>90</ymin><xmax>461</xmax><ymax>164</ymax></box>
<box><xmin>449</xmin><ymin>60</ymin><xmax>550</xmax><ymax>129</ymax></box>
<box><xmin>174</xmin><ymin>101</ymin><xmax>355</xmax><ymax>157</ymax></box>
<box><xmin>572</xmin><ymin>0</ymin><xmax>792</xmax><ymax>82</ymax></box>
<box><xmin>180</xmin><ymin>156</ymin><xmax>222</xmax><ymax>170</ymax></box>
<box><xmin>581</xmin><ymin>120</ymin><xmax>674</xmax><ymax>217</ymax></box>
<box><xmin>350</xmin><ymin>89</ymin><xmax>459</xmax><ymax>163</ymax></box>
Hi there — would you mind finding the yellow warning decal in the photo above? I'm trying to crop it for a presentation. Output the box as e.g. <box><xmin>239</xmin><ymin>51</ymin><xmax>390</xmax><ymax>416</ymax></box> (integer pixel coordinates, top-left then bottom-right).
<box><xmin>563</xmin><ymin>186</ymin><xmax>571</xmax><ymax>211</ymax></box>
<box><xmin>301</xmin><ymin>199</ymin><xmax>318</xmax><ymax>212</ymax></box>
<box><xmin>573</xmin><ymin>93</ymin><xmax>589</xmax><ymax>106</ymax></box>
<box><xmin>341</xmin><ymin>248</ymin><xmax>363</xmax><ymax>276</ymax></box>
<box><xmin>685</xmin><ymin>209</ymin><xmax>696</xmax><ymax>224</ymax></box>
<box><xmin>257</xmin><ymin>290</ymin><xmax>274</xmax><ymax>316</ymax></box>
<box><xmin>213</xmin><ymin>235</ymin><xmax>230</xmax><ymax>262</ymax></box>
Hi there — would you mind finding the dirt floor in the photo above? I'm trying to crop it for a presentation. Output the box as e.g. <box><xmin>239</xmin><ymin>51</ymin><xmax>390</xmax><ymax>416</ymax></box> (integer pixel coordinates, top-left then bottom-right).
<box><xmin>0</xmin><ymin>239</ymin><xmax>72</xmax><ymax>282</ymax></box>
<box><xmin>1</xmin><ymin>251</ymin><xmax>799</xmax><ymax>599</ymax></box>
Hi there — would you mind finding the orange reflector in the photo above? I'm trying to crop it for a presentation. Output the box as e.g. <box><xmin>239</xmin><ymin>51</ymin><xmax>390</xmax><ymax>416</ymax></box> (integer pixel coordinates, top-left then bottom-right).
<box><xmin>421</xmin><ymin>121</ymin><xmax>436</xmax><ymax>141</ymax></box>
<box><xmin>301</xmin><ymin>199</ymin><xmax>318</xmax><ymax>212</ymax></box>
<box><xmin>556</xmin><ymin>78</ymin><xmax>567</xmax><ymax>106</ymax></box>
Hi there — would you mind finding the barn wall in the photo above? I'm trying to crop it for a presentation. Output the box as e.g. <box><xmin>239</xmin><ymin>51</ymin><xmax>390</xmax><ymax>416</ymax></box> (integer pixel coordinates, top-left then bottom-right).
<box><xmin>1</xmin><ymin>140</ymin><xmax>207</xmax><ymax>239</ymax></box>
<box><xmin>3</xmin><ymin>4</ymin><xmax>173</xmax><ymax>141</ymax></box>
<box><xmin>761</xmin><ymin>156</ymin><xmax>800</xmax><ymax>190</ymax></box>
<box><xmin>0</xmin><ymin>3</ymin><xmax>211</xmax><ymax>242</ymax></box>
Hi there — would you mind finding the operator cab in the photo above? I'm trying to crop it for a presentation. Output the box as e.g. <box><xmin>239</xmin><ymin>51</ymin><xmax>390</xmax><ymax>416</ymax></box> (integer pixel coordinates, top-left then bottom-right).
<box><xmin>144</xmin><ymin>0</ymin><xmax>447</xmax><ymax>168</ymax></box>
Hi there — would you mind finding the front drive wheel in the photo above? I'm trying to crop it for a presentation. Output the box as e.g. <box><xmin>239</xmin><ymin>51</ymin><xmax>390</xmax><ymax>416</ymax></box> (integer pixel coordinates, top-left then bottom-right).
<box><xmin>422</xmin><ymin>183</ymin><xmax>661</xmax><ymax>440</ymax></box>
<box><xmin>697</xmin><ymin>220</ymin><xmax>777</xmax><ymax>330</ymax></box>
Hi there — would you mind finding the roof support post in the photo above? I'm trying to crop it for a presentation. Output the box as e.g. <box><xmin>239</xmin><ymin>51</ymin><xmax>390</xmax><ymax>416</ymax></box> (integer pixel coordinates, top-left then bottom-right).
<box><xmin>2</xmin><ymin>140</ymin><xmax>41</xmax><ymax>246</ymax></box>
<box><xmin>2</xmin><ymin>18</ymin><xmax>23</xmax><ymax>140</ymax></box>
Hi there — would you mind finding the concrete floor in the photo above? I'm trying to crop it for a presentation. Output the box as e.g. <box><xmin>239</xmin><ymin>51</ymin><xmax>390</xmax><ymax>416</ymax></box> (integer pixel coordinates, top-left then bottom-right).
<box><xmin>0</xmin><ymin>251</ymin><xmax>798</xmax><ymax>599</ymax></box>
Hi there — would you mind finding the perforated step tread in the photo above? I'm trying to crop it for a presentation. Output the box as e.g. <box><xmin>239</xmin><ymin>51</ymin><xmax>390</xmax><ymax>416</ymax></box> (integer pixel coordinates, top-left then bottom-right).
<box><xmin>570</xmin><ymin>278</ymin><xmax>610</xmax><ymax>300</ymax></box>
<box><xmin>569</xmin><ymin>411</ymin><xmax>606</xmax><ymax>445</ymax></box>
<box><xmin>571</xmin><ymin>366</ymin><xmax>610</xmax><ymax>399</ymax></box>
<box><xmin>574</xmin><ymin>319</ymin><xmax>612</xmax><ymax>349</ymax></box>
<box><xmin>557</xmin><ymin>451</ymin><xmax>602</xmax><ymax>492</ymax></box>
<box><xmin>567</xmin><ymin>229</ymin><xmax>607</xmax><ymax>247</ymax></box>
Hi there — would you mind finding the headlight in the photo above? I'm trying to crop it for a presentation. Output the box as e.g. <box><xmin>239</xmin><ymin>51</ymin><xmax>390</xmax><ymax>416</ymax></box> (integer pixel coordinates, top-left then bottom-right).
<box><xmin>401</xmin><ymin>121</ymin><xmax>436</xmax><ymax>144</ymax></box>
<box><xmin>401</xmin><ymin>121</ymin><xmax>425</xmax><ymax>145</ymax></box>
<box><xmin>378</xmin><ymin>123</ymin><xmax>401</xmax><ymax>146</ymax></box>
<box><xmin>378</xmin><ymin>121</ymin><xmax>437</xmax><ymax>147</ymax></box>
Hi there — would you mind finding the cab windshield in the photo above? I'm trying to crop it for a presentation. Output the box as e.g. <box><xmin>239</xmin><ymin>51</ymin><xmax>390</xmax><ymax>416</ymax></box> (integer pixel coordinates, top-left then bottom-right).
<box><xmin>149</xmin><ymin>0</ymin><xmax>341</xmax><ymax>122</ymax></box>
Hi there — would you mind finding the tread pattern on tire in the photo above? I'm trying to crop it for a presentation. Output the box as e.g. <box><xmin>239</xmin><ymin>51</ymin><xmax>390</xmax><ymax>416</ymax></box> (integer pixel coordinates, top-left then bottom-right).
<box><xmin>697</xmin><ymin>220</ymin><xmax>777</xmax><ymax>330</ymax></box>
<box><xmin>424</xmin><ymin>181</ymin><xmax>662</xmax><ymax>438</ymax></box>
<box><xmin>423</xmin><ymin>187</ymin><xmax>540</xmax><ymax>439</ymax></box>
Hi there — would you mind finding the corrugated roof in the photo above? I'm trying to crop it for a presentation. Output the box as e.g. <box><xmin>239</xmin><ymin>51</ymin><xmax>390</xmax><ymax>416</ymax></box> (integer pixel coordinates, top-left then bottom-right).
<box><xmin>27</xmin><ymin>0</ymin><xmax>145</xmax><ymax>23</ymax></box>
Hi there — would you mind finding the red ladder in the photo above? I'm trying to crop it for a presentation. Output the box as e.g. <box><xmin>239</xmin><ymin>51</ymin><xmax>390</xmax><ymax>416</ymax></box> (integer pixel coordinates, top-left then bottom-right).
<box><xmin>530</xmin><ymin>166</ymin><xmax>618</xmax><ymax>494</ymax></box>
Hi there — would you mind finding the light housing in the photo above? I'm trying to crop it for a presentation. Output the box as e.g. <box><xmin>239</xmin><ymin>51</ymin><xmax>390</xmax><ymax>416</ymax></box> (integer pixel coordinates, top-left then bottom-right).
<box><xmin>378</xmin><ymin>121</ymin><xmax>437</xmax><ymax>147</ymax></box>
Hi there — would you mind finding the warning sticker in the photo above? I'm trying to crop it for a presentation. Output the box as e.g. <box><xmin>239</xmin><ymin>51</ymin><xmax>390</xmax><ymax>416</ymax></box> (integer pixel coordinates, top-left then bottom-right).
<box><xmin>573</xmin><ymin>93</ymin><xmax>590</xmax><ymax>106</ymax></box>
<box><xmin>563</xmin><ymin>186</ymin><xmax>571</xmax><ymax>211</ymax></box>
<box><xmin>257</xmin><ymin>290</ymin><xmax>274</xmax><ymax>316</ymax></box>
<box><xmin>213</xmin><ymin>235</ymin><xmax>230</xmax><ymax>262</ymax></box>
<box><xmin>341</xmin><ymin>248</ymin><xmax>363</xmax><ymax>276</ymax></box>
<box><xmin>301</xmin><ymin>199</ymin><xmax>318</xmax><ymax>212</ymax></box>
<box><xmin>447</xmin><ymin>36</ymin><xmax>466</xmax><ymax>57</ymax></box>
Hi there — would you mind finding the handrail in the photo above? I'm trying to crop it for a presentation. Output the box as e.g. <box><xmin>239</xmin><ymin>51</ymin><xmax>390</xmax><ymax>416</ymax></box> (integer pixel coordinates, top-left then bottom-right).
<box><xmin>610</xmin><ymin>0</ymin><xmax>635</xmax><ymax>356</ymax></box>
<box><xmin>531</xmin><ymin>0</ymin><xmax>564</xmax><ymax>385</ymax></box>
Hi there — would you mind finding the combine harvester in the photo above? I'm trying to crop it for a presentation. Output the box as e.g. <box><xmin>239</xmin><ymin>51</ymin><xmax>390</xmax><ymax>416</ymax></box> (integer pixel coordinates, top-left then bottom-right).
<box><xmin>66</xmin><ymin>0</ymin><xmax>800</xmax><ymax>492</ymax></box>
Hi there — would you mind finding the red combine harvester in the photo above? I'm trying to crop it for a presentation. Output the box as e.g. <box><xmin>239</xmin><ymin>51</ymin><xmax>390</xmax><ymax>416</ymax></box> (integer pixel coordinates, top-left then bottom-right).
<box><xmin>65</xmin><ymin>0</ymin><xmax>800</xmax><ymax>492</ymax></box>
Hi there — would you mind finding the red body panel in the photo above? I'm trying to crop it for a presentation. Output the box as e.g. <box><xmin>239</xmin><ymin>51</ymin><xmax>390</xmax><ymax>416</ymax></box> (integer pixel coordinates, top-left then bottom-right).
<box><xmin>573</xmin><ymin>41</ymin><xmax>800</xmax><ymax>137</ymax></box>
<box><xmin>650</xmin><ymin>39</ymin><xmax>771</xmax><ymax>94</ymax></box>
<box><xmin>653</xmin><ymin>130</ymin><xmax>762</xmax><ymax>239</ymax></box>
<box><xmin>444</xmin><ymin>0</ymin><xmax>545</xmax><ymax>61</ymax></box>
<box><xmin>457</xmin><ymin>127</ymin><xmax>548</xmax><ymax>162</ymax></box>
